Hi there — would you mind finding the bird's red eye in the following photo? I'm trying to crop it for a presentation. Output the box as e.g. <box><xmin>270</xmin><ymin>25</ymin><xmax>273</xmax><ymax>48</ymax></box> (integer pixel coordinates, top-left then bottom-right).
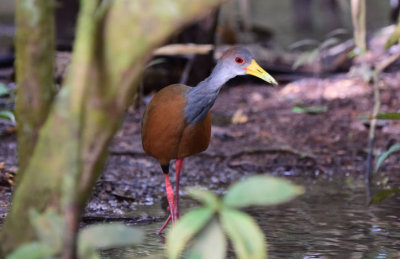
<box><xmin>235</xmin><ymin>56</ymin><xmax>245</xmax><ymax>64</ymax></box>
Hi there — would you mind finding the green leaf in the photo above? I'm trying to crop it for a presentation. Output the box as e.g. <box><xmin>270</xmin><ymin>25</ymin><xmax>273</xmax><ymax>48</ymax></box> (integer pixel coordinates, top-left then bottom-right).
<box><xmin>291</xmin><ymin>105</ymin><xmax>327</xmax><ymax>114</ymax></box>
<box><xmin>188</xmin><ymin>188</ymin><xmax>220</xmax><ymax>210</ymax></box>
<box><xmin>223</xmin><ymin>175</ymin><xmax>304</xmax><ymax>208</ymax></box>
<box><xmin>79</xmin><ymin>223</ymin><xmax>143</xmax><ymax>249</ymax></box>
<box><xmin>186</xmin><ymin>219</ymin><xmax>226</xmax><ymax>259</ymax></box>
<box><xmin>376</xmin><ymin>113</ymin><xmax>400</xmax><ymax>120</ymax></box>
<box><xmin>166</xmin><ymin>207</ymin><xmax>214</xmax><ymax>259</ymax></box>
<box><xmin>29</xmin><ymin>210</ymin><xmax>63</xmax><ymax>251</ymax></box>
<box><xmin>0</xmin><ymin>83</ymin><xmax>9</xmax><ymax>96</ymax></box>
<box><xmin>370</xmin><ymin>187</ymin><xmax>400</xmax><ymax>204</ymax></box>
<box><xmin>7</xmin><ymin>242</ymin><xmax>56</xmax><ymax>259</ymax></box>
<box><xmin>78</xmin><ymin>242</ymin><xmax>101</xmax><ymax>259</ymax></box>
<box><xmin>384</xmin><ymin>23</ymin><xmax>400</xmax><ymax>49</ymax></box>
<box><xmin>220</xmin><ymin>209</ymin><xmax>266</xmax><ymax>259</ymax></box>
<box><xmin>375</xmin><ymin>143</ymin><xmax>400</xmax><ymax>173</ymax></box>
<box><xmin>0</xmin><ymin>110</ymin><xmax>16</xmax><ymax>124</ymax></box>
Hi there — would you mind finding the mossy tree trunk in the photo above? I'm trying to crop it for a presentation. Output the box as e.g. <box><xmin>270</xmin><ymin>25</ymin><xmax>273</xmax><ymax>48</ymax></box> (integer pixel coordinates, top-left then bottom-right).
<box><xmin>0</xmin><ymin>0</ymin><xmax>223</xmax><ymax>257</ymax></box>
<box><xmin>15</xmin><ymin>0</ymin><xmax>56</xmax><ymax>177</ymax></box>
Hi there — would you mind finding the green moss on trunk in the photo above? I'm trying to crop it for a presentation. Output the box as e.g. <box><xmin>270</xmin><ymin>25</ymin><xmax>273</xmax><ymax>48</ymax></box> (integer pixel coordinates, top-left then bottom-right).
<box><xmin>15</xmin><ymin>0</ymin><xmax>56</xmax><ymax>177</ymax></box>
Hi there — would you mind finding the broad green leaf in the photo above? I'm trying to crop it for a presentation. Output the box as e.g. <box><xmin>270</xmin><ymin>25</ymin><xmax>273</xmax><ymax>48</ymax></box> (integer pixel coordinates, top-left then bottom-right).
<box><xmin>376</xmin><ymin>113</ymin><xmax>400</xmax><ymax>120</ymax></box>
<box><xmin>78</xmin><ymin>242</ymin><xmax>101</xmax><ymax>259</ymax></box>
<box><xmin>375</xmin><ymin>143</ymin><xmax>400</xmax><ymax>173</ymax></box>
<box><xmin>223</xmin><ymin>175</ymin><xmax>304</xmax><ymax>208</ymax></box>
<box><xmin>0</xmin><ymin>83</ymin><xmax>9</xmax><ymax>96</ymax></box>
<box><xmin>7</xmin><ymin>242</ymin><xmax>55</xmax><ymax>259</ymax></box>
<box><xmin>188</xmin><ymin>188</ymin><xmax>220</xmax><ymax>210</ymax></box>
<box><xmin>0</xmin><ymin>110</ymin><xmax>16</xmax><ymax>124</ymax></box>
<box><xmin>186</xmin><ymin>219</ymin><xmax>226</xmax><ymax>259</ymax></box>
<box><xmin>79</xmin><ymin>223</ymin><xmax>143</xmax><ymax>249</ymax></box>
<box><xmin>29</xmin><ymin>210</ymin><xmax>63</xmax><ymax>250</ymax></box>
<box><xmin>220</xmin><ymin>209</ymin><xmax>266</xmax><ymax>259</ymax></box>
<box><xmin>370</xmin><ymin>188</ymin><xmax>400</xmax><ymax>204</ymax></box>
<box><xmin>291</xmin><ymin>106</ymin><xmax>327</xmax><ymax>114</ymax></box>
<box><xmin>167</xmin><ymin>207</ymin><xmax>214</xmax><ymax>259</ymax></box>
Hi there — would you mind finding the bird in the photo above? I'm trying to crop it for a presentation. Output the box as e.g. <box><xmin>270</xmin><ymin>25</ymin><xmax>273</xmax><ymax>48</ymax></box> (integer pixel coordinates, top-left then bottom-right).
<box><xmin>141</xmin><ymin>47</ymin><xmax>277</xmax><ymax>234</ymax></box>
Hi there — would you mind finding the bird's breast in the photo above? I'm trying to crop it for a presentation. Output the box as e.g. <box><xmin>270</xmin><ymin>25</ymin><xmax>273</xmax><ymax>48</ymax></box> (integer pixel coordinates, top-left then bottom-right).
<box><xmin>142</xmin><ymin>84</ymin><xmax>212</xmax><ymax>164</ymax></box>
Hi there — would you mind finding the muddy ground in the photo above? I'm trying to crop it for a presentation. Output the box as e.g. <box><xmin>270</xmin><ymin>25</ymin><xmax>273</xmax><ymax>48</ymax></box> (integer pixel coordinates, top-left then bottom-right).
<box><xmin>1</xmin><ymin>70</ymin><xmax>399</xmax><ymax>222</ymax></box>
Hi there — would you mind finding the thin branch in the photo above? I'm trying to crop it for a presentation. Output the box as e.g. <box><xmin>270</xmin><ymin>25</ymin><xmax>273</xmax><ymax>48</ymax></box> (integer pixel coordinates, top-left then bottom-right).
<box><xmin>366</xmin><ymin>43</ymin><xmax>400</xmax><ymax>183</ymax></box>
<box><xmin>153</xmin><ymin>43</ymin><xmax>213</xmax><ymax>56</ymax></box>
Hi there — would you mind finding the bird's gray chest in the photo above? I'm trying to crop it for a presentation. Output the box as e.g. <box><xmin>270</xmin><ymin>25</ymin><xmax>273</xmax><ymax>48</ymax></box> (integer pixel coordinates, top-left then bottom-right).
<box><xmin>184</xmin><ymin>89</ymin><xmax>218</xmax><ymax>125</ymax></box>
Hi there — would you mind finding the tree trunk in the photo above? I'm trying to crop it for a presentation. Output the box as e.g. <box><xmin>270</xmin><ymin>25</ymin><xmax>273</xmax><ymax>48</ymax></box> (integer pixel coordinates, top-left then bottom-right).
<box><xmin>351</xmin><ymin>0</ymin><xmax>367</xmax><ymax>53</ymax></box>
<box><xmin>0</xmin><ymin>0</ymin><xmax>223</xmax><ymax>256</ymax></box>
<box><xmin>15</xmin><ymin>0</ymin><xmax>56</xmax><ymax>178</ymax></box>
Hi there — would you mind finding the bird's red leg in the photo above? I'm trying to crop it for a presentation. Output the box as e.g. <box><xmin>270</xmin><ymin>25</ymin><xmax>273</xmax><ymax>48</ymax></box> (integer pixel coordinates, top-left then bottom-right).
<box><xmin>174</xmin><ymin>158</ymin><xmax>184</xmax><ymax>219</ymax></box>
<box><xmin>164</xmin><ymin>174</ymin><xmax>175</xmax><ymax>223</ymax></box>
<box><xmin>157</xmin><ymin>214</ymin><xmax>171</xmax><ymax>235</ymax></box>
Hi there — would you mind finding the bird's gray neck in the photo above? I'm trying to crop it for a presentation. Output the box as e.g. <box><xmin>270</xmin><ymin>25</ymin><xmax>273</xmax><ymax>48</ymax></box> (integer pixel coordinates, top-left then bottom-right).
<box><xmin>184</xmin><ymin>62</ymin><xmax>235</xmax><ymax>125</ymax></box>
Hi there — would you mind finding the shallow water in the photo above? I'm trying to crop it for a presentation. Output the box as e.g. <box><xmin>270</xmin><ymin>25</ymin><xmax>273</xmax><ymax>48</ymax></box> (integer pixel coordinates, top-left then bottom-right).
<box><xmin>101</xmin><ymin>177</ymin><xmax>400</xmax><ymax>258</ymax></box>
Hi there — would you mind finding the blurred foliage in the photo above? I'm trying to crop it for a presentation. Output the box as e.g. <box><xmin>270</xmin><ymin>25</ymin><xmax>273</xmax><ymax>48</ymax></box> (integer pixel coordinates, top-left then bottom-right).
<box><xmin>384</xmin><ymin>22</ymin><xmax>400</xmax><ymax>49</ymax></box>
<box><xmin>166</xmin><ymin>175</ymin><xmax>304</xmax><ymax>259</ymax></box>
<box><xmin>292</xmin><ymin>105</ymin><xmax>328</xmax><ymax>115</ymax></box>
<box><xmin>0</xmin><ymin>83</ymin><xmax>9</xmax><ymax>96</ymax></box>
<box><xmin>0</xmin><ymin>82</ymin><xmax>15</xmax><ymax>125</ymax></box>
<box><xmin>78</xmin><ymin>224</ymin><xmax>144</xmax><ymax>259</ymax></box>
<box><xmin>290</xmin><ymin>29</ymin><xmax>348</xmax><ymax>70</ymax></box>
<box><xmin>370</xmin><ymin>187</ymin><xmax>400</xmax><ymax>204</ymax></box>
<box><xmin>0</xmin><ymin>110</ymin><xmax>15</xmax><ymax>125</ymax></box>
<box><xmin>376</xmin><ymin>112</ymin><xmax>400</xmax><ymax>120</ymax></box>
<box><xmin>7</xmin><ymin>210</ymin><xmax>144</xmax><ymax>259</ymax></box>
<box><xmin>375</xmin><ymin>143</ymin><xmax>400</xmax><ymax>174</ymax></box>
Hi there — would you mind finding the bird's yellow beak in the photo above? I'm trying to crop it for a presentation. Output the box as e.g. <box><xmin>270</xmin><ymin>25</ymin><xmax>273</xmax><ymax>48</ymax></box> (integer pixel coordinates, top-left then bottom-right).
<box><xmin>245</xmin><ymin>59</ymin><xmax>278</xmax><ymax>85</ymax></box>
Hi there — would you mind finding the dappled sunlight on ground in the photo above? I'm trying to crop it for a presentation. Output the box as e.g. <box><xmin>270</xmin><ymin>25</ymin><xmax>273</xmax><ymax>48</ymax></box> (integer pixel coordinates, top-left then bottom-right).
<box><xmin>279</xmin><ymin>77</ymin><xmax>370</xmax><ymax>101</ymax></box>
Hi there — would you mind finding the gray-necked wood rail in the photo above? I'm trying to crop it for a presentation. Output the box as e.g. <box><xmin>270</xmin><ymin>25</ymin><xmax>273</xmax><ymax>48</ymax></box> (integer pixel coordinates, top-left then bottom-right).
<box><xmin>141</xmin><ymin>47</ymin><xmax>277</xmax><ymax>234</ymax></box>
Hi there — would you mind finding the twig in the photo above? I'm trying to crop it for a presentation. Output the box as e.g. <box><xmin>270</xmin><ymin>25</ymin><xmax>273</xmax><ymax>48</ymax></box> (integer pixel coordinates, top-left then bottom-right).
<box><xmin>200</xmin><ymin>146</ymin><xmax>316</xmax><ymax>160</ymax></box>
<box><xmin>108</xmin><ymin>148</ymin><xmax>147</xmax><ymax>157</ymax></box>
<box><xmin>230</xmin><ymin>146</ymin><xmax>316</xmax><ymax>159</ymax></box>
<box><xmin>179</xmin><ymin>54</ymin><xmax>195</xmax><ymax>85</ymax></box>
<box><xmin>366</xmin><ymin>72</ymin><xmax>381</xmax><ymax>184</ymax></box>
<box><xmin>82</xmin><ymin>214</ymin><xmax>162</xmax><ymax>224</ymax></box>
<box><xmin>366</xmin><ymin>44</ymin><xmax>400</xmax><ymax>183</ymax></box>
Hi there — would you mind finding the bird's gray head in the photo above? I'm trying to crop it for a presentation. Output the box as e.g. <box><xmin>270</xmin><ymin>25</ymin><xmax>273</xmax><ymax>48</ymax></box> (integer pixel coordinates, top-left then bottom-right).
<box><xmin>217</xmin><ymin>47</ymin><xmax>278</xmax><ymax>85</ymax></box>
<box><xmin>218</xmin><ymin>47</ymin><xmax>255</xmax><ymax>76</ymax></box>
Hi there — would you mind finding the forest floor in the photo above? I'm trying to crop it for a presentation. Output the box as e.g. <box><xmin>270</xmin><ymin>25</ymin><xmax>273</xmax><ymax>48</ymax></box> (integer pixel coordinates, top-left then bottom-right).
<box><xmin>1</xmin><ymin>70</ymin><xmax>400</xmax><ymax>222</ymax></box>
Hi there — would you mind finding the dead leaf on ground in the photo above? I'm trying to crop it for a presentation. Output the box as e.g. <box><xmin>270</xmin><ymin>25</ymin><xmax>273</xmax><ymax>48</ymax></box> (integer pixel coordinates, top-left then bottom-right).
<box><xmin>232</xmin><ymin>109</ymin><xmax>248</xmax><ymax>124</ymax></box>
